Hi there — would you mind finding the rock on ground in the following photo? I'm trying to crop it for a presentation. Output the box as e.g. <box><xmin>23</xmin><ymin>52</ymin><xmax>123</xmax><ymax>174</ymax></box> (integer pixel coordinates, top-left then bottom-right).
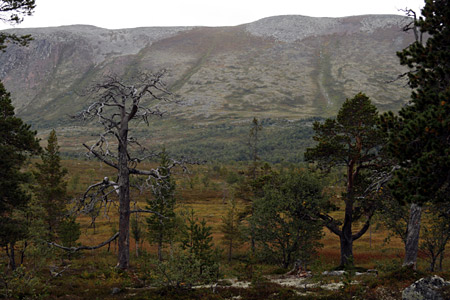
<box><xmin>402</xmin><ymin>276</ymin><xmax>450</xmax><ymax>300</ymax></box>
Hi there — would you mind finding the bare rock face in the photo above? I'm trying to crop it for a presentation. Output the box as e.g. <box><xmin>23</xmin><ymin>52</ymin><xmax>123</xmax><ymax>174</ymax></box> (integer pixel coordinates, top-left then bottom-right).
<box><xmin>402</xmin><ymin>276</ymin><xmax>450</xmax><ymax>300</ymax></box>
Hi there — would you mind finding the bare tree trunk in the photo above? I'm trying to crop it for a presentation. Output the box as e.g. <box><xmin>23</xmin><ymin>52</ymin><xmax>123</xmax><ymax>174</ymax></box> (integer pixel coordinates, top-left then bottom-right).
<box><xmin>403</xmin><ymin>203</ymin><xmax>422</xmax><ymax>269</ymax></box>
<box><xmin>117</xmin><ymin>128</ymin><xmax>131</xmax><ymax>270</ymax></box>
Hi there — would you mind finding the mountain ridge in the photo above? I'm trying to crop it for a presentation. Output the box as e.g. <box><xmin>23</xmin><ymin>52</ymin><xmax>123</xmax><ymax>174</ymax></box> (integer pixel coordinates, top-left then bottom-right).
<box><xmin>0</xmin><ymin>14</ymin><xmax>415</xmax><ymax>161</ymax></box>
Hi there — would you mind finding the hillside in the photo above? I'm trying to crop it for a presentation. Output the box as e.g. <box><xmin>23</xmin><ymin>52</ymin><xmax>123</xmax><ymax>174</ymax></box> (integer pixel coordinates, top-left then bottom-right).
<box><xmin>0</xmin><ymin>15</ymin><xmax>415</xmax><ymax>162</ymax></box>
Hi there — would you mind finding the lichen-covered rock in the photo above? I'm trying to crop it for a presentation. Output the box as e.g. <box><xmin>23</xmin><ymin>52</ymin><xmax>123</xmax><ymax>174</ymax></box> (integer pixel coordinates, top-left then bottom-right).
<box><xmin>402</xmin><ymin>276</ymin><xmax>450</xmax><ymax>300</ymax></box>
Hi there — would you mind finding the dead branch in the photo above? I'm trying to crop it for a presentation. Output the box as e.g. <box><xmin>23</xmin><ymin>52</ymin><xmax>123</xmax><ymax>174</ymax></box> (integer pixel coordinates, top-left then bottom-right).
<box><xmin>399</xmin><ymin>8</ymin><xmax>422</xmax><ymax>43</ymax></box>
<box><xmin>48</xmin><ymin>232</ymin><xmax>119</xmax><ymax>252</ymax></box>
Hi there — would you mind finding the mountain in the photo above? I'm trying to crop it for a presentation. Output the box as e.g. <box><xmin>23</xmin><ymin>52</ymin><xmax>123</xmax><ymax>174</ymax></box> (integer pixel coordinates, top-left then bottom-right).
<box><xmin>0</xmin><ymin>15</ymin><xmax>414</xmax><ymax>162</ymax></box>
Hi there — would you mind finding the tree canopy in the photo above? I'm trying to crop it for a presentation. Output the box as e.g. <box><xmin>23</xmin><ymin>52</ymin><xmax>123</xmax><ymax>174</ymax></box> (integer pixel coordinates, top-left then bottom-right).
<box><xmin>382</xmin><ymin>0</ymin><xmax>450</xmax><ymax>206</ymax></box>
<box><xmin>305</xmin><ymin>92</ymin><xmax>386</xmax><ymax>267</ymax></box>
<box><xmin>0</xmin><ymin>81</ymin><xmax>40</xmax><ymax>267</ymax></box>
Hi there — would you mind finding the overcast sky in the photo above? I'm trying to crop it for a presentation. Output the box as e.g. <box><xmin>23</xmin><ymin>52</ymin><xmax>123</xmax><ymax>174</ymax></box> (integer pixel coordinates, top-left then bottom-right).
<box><xmin>0</xmin><ymin>0</ymin><xmax>425</xmax><ymax>30</ymax></box>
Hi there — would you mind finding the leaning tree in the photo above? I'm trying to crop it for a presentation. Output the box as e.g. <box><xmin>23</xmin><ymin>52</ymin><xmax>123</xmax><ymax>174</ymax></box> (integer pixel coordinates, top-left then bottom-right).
<box><xmin>73</xmin><ymin>71</ymin><xmax>185</xmax><ymax>269</ymax></box>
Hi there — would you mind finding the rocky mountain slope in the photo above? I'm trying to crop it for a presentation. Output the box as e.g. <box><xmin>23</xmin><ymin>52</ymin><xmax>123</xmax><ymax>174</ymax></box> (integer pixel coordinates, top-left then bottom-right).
<box><xmin>0</xmin><ymin>15</ymin><xmax>415</xmax><ymax>161</ymax></box>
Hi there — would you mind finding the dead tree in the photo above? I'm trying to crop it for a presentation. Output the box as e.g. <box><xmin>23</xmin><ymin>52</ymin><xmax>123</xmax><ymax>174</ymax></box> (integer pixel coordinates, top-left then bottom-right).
<box><xmin>74</xmin><ymin>71</ymin><xmax>184</xmax><ymax>269</ymax></box>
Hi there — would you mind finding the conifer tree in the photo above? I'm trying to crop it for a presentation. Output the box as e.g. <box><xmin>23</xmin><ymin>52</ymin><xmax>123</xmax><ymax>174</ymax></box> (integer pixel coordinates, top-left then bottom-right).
<box><xmin>219</xmin><ymin>198</ymin><xmax>242</xmax><ymax>262</ymax></box>
<box><xmin>305</xmin><ymin>93</ymin><xmax>386</xmax><ymax>267</ymax></box>
<box><xmin>381</xmin><ymin>0</ymin><xmax>450</xmax><ymax>268</ymax></box>
<box><xmin>146</xmin><ymin>148</ymin><xmax>177</xmax><ymax>261</ymax></box>
<box><xmin>0</xmin><ymin>82</ymin><xmax>40</xmax><ymax>269</ymax></box>
<box><xmin>33</xmin><ymin>129</ymin><xmax>68</xmax><ymax>238</ymax></box>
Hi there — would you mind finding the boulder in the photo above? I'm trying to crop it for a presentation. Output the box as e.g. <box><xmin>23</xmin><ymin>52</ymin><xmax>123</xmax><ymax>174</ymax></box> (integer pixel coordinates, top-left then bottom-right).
<box><xmin>402</xmin><ymin>276</ymin><xmax>450</xmax><ymax>300</ymax></box>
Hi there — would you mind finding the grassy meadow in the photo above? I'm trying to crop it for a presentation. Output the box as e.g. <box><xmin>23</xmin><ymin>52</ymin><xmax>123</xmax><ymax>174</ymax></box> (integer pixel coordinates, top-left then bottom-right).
<box><xmin>0</xmin><ymin>159</ymin><xmax>450</xmax><ymax>299</ymax></box>
<box><xmin>3</xmin><ymin>158</ymin><xmax>442</xmax><ymax>299</ymax></box>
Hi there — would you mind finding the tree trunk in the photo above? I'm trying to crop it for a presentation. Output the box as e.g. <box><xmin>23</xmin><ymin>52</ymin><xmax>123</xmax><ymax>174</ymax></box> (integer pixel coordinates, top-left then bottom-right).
<box><xmin>250</xmin><ymin>204</ymin><xmax>256</xmax><ymax>254</ymax></box>
<box><xmin>340</xmin><ymin>191</ymin><xmax>354</xmax><ymax>267</ymax></box>
<box><xmin>228</xmin><ymin>239</ymin><xmax>233</xmax><ymax>262</ymax></box>
<box><xmin>430</xmin><ymin>256</ymin><xmax>436</xmax><ymax>272</ymax></box>
<box><xmin>438</xmin><ymin>250</ymin><xmax>444</xmax><ymax>271</ymax></box>
<box><xmin>135</xmin><ymin>239</ymin><xmax>139</xmax><ymax>258</ymax></box>
<box><xmin>117</xmin><ymin>127</ymin><xmax>131</xmax><ymax>270</ymax></box>
<box><xmin>403</xmin><ymin>203</ymin><xmax>422</xmax><ymax>269</ymax></box>
<box><xmin>8</xmin><ymin>243</ymin><xmax>16</xmax><ymax>271</ymax></box>
<box><xmin>339</xmin><ymin>232</ymin><xmax>353</xmax><ymax>267</ymax></box>
<box><xmin>20</xmin><ymin>241</ymin><xmax>27</xmax><ymax>265</ymax></box>
<box><xmin>158</xmin><ymin>239</ymin><xmax>163</xmax><ymax>262</ymax></box>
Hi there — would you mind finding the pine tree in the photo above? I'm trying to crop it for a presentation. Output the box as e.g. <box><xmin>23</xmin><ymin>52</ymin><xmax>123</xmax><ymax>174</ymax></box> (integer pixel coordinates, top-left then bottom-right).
<box><xmin>0</xmin><ymin>81</ymin><xmax>40</xmax><ymax>269</ymax></box>
<box><xmin>219</xmin><ymin>198</ymin><xmax>242</xmax><ymax>262</ymax></box>
<box><xmin>33</xmin><ymin>129</ymin><xmax>68</xmax><ymax>238</ymax></box>
<box><xmin>305</xmin><ymin>93</ymin><xmax>386</xmax><ymax>267</ymax></box>
<box><xmin>251</xmin><ymin>169</ymin><xmax>326</xmax><ymax>269</ymax></box>
<box><xmin>381</xmin><ymin>0</ymin><xmax>450</xmax><ymax>268</ymax></box>
<box><xmin>180</xmin><ymin>210</ymin><xmax>217</xmax><ymax>276</ymax></box>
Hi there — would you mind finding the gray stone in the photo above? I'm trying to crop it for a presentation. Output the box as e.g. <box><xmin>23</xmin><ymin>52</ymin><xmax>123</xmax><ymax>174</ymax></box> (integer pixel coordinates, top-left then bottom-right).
<box><xmin>111</xmin><ymin>287</ymin><xmax>121</xmax><ymax>295</ymax></box>
<box><xmin>322</xmin><ymin>270</ymin><xmax>346</xmax><ymax>276</ymax></box>
<box><xmin>402</xmin><ymin>276</ymin><xmax>450</xmax><ymax>300</ymax></box>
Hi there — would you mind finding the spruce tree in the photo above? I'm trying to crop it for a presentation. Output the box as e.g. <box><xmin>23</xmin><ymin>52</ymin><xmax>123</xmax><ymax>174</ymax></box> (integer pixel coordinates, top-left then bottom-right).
<box><xmin>146</xmin><ymin>148</ymin><xmax>177</xmax><ymax>261</ymax></box>
<box><xmin>0</xmin><ymin>81</ymin><xmax>40</xmax><ymax>269</ymax></box>
<box><xmin>33</xmin><ymin>129</ymin><xmax>68</xmax><ymax>238</ymax></box>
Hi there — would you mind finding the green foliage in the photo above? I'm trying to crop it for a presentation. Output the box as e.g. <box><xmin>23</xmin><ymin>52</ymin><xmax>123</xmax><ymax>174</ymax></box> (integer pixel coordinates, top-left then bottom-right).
<box><xmin>304</xmin><ymin>93</ymin><xmax>386</xmax><ymax>267</ymax></box>
<box><xmin>382</xmin><ymin>0</ymin><xmax>450</xmax><ymax>205</ymax></box>
<box><xmin>0</xmin><ymin>0</ymin><xmax>35</xmax><ymax>51</ymax></box>
<box><xmin>149</xmin><ymin>247</ymin><xmax>219</xmax><ymax>288</ymax></box>
<box><xmin>375</xmin><ymin>186</ymin><xmax>409</xmax><ymax>245</ymax></box>
<box><xmin>33</xmin><ymin>129</ymin><xmax>68</xmax><ymax>238</ymax></box>
<box><xmin>131</xmin><ymin>213</ymin><xmax>143</xmax><ymax>254</ymax></box>
<box><xmin>0</xmin><ymin>265</ymin><xmax>47</xmax><ymax>299</ymax></box>
<box><xmin>305</xmin><ymin>93</ymin><xmax>384</xmax><ymax>173</ymax></box>
<box><xmin>251</xmin><ymin>168</ymin><xmax>326</xmax><ymax>269</ymax></box>
<box><xmin>165</xmin><ymin>118</ymin><xmax>317</xmax><ymax>163</ymax></box>
<box><xmin>180</xmin><ymin>210</ymin><xmax>220</xmax><ymax>278</ymax></box>
<box><xmin>420</xmin><ymin>205</ymin><xmax>450</xmax><ymax>271</ymax></box>
<box><xmin>145</xmin><ymin>209</ymin><xmax>220</xmax><ymax>289</ymax></box>
<box><xmin>0</xmin><ymin>81</ymin><xmax>40</xmax><ymax>268</ymax></box>
<box><xmin>147</xmin><ymin>148</ymin><xmax>179</xmax><ymax>260</ymax></box>
<box><xmin>57</xmin><ymin>217</ymin><xmax>81</xmax><ymax>248</ymax></box>
<box><xmin>219</xmin><ymin>198</ymin><xmax>243</xmax><ymax>261</ymax></box>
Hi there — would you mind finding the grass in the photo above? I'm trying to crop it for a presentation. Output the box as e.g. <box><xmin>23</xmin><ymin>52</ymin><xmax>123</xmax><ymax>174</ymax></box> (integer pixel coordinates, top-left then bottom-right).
<box><xmin>3</xmin><ymin>159</ymin><xmax>449</xmax><ymax>299</ymax></box>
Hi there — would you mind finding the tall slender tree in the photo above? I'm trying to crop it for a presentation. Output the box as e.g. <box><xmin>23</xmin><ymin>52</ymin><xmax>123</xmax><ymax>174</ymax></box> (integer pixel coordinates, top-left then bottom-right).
<box><xmin>0</xmin><ymin>82</ymin><xmax>40</xmax><ymax>270</ymax></box>
<box><xmin>381</xmin><ymin>0</ymin><xmax>450</xmax><ymax>268</ymax></box>
<box><xmin>147</xmin><ymin>147</ymin><xmax>178</xmax><ymax>261</ymax></box>
<box><xmin>33</xmin><ymin>129</ymin><xmax>68</xmax><ymax>238</ymax></box>
<box><xmin>305</xmin><ymin>93</ymin><xmax>386</xmax><ymax>267</ymax></box>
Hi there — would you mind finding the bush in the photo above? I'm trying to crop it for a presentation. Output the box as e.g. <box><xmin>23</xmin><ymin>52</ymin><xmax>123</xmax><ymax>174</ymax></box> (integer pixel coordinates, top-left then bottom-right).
<box><xmin>0</xmin><ymin>265</ymin><xmax>48</xmax><ymax>299</ymax></box>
